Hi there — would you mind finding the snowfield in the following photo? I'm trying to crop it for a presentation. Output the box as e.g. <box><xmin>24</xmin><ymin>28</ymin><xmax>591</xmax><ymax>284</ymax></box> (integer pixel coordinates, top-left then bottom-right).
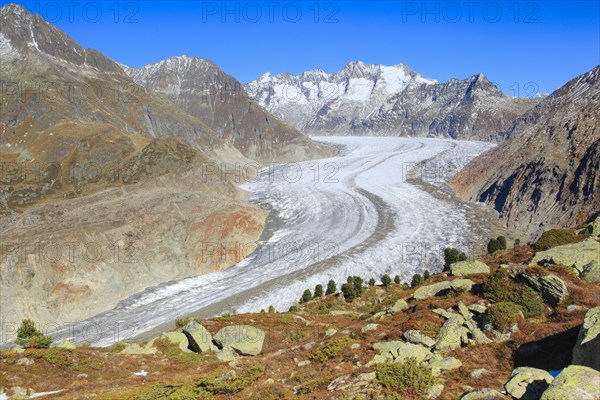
<box><xmin>52</xmin><ymin>137</ymin><xmax>495</xmax><ymax>346</ymax></box>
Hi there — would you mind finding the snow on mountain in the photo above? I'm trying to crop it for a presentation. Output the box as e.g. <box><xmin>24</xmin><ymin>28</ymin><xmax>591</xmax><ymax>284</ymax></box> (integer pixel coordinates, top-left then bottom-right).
<box><xmin>245</xmin><ymin>61</ymin><xmax>538</xmax><ymax>141</ymax></box>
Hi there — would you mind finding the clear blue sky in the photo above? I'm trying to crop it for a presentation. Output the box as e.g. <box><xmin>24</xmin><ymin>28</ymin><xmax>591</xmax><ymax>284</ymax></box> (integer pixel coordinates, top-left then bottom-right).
<box><xmin>9</xmin><ymin>1</ymin><xmax>600</xmax><ymax>95</ymax></box>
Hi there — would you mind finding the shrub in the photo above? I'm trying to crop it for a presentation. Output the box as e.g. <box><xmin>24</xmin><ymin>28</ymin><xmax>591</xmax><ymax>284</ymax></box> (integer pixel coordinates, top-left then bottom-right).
<box><xmin>497</xmin><ymin>236</ymin><xmax>507</xmax><ymax>250</ymax></box>
<box><xmin>534</xmin><ymin>228</ymin><xmax>578</xmax><ymax>251</ymax></box>
<box><xmin>483</xmin><ymin>269</ymin><xmax>544</xmax><ymax>317</ymax></box>
<box><xmin>394</xmin><ymin>275</ymin><xmax>401</xmax><ymax>284</ymax></box>
<box><xmin>175</xmin><ymin>317</ymin><xmax>191</xmax><ymax>328</ymax></box>
<box><xmin>351</xmin><ymin>276</ymin><xmax>364</xmax><ymax>296</ymax></box>
<box><xmin>411</xmin><ymin>274</ymin><xmax>423</xmax><ymax>288</ymax></box>
<box><xmin>268</xmin><ymin>305</ymin><xmax>276</xmax><ymax>313</ymax></box>
<box><xmin>310</xmin><ymin>337</ymin><xmax>352</xmax><ymax>363</ymax></box>
<box><xmin>15</xmin><ymin>319</ymin><xmax>52</xmax><ymax>349</ymax></box>
<box><xmin>486</xmin><ymin>302</ymin><xmax>524</xmax><ymax>331</ymax></box>
<box><xmin>326</xmin><ymin>280</ymin><xmax>336</xmax><ymax>295</ymax></box>
<box><xmin>514</xmin><ymin>239</ymin><xmax>521</xmax><ymax>247</ymax></box>
<box><xmin>300</xmin><ymin>289</ymin><xmax>313</xmax><ymax>303</ymax></box>
<box><xmin>375</xmin><ymin>358</ymin><xmax>435</xmax><ymax>396</ymax></box>
<box><xmin>423</xmin><ymin>270</ymin><xmax>431</xmax><ymax>280</ymax></box>
<box><xmin>444</xmin><ymin>248</ymin><xmax>467</xmax><ymax>270</ymax></box>
<box><xmin>381</xmin><ymin>274</ymin><xmax>392</xmax><ymax>287</ymax></box>
<box><xmin>487</xmin><ymin>238</ymin><xmax>500</xmax><ymax>254</ymax></box>
<box><xmin>368</xmin><ymin>278</ymin><xmax>376</xmax><ymax>286</ymax></box>
<box><xmin>314</xmin><ymin>284</ymin><xmax>324</xmax><ymax>298</ymax></box>
<box><xmin>341</xmin><ymin>283</ymin><xmax>356</xmax><ymax>302</ymax></box>
<box><xmin>288</xmin><ymin>305</ymin><xmax>299</xmax><ymax>312</ymax></box>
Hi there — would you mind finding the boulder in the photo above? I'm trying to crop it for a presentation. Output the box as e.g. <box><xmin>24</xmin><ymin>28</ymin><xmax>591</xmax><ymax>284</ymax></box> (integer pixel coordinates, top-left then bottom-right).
<box><xmin>450</xmin><ymin>279</ymin><xmax>476</xmax><ymax>293</ymax></box>
<box><xmin>432</xmin><ymin>308</ymin><xmax>464</xmax><ymax>323</ymax></box>
<box><xmin>428</xmin><ymin>383</ymin><xmax>444</xmax><ymax>399</ymax></box>
<box><xmin>580</xmin><ymin>260</ymin><xmax>600</xmax><ymax>282</ymax></box>
<box><xmin>119</xmin><ymin>342</ymin><xmax>157</xmax><ymax>355</ymax></box>
<box><xmin>435</xmin><ymin>316</ymin><xmax>466</xmax><ymax>352</ymax></box>
<box><xmin>468</xmin><ymin>302</ymin><xmax>488</xmax><ymax>315</ymax></box>
<box><xmin>373</xmin><ymin>341</ymin><xmax>432</xmax><ymax>363</ymax></box>
<box><xmin>153</xmin><ymin>331</ymin><xmax>192</xmax><ymax>353</ymax></box>
<box><xmin>457</xmin><ymin>301</ymin><xmax>473</xmax><ymax>320</ymax></box>
<box><xmin>540</xmin><ymin>365</ymin><xmax>600</xmax><ymax>400</ymax></box>
<box><xmin>521</xmin><ymin>272</ymin><xmax>568</xmax><ymax>306</ymax></box>
<box><xmin>413</xmin><ymin>281</ymin><xmax>452</xmax><ymax>300</ymax></box>
<box><xmin>461</xmin><ymin>388</ymin><xmax>507</xmax><ymax>400</ymax></box>
<box><xmin>403</xmin><ymin>330</ymin><xmax>436</xmax><ymax>348</ymax></box>
<box><xmin>471</xmin><ymin>368</ymin><xmax>492</xmax><ymax>379</ymax></box>
<box><xmin>582</xmin><ymin>215</ymin><xmax>600</xmax><ymax>236</ymax></box>
<box><xmin>450</xmin><ymin>260</ymin><xmax>490</xmax><ymax>276</ymax></box>
<box><xmin>213</xmin><ymin>325</ymin><xmax>265</xmax><ymax>356</ymax></box>
<box><xmin>464</xmin><ymin>320</ymin><xmax>492</xmax><ymax>344</ymax></box>
<box><xmin>572</xmin><ymin>306</ymin><xmax>600</xmax><ymax>370</ymax></box>
<box><xmin>361</xmin><ymin>323</ymin><xmax>379</xmax><ymax>333</ymax></box>
<box><xmin>325</xmin><ymin>328</ymin><xmax>338</xmax><ymax>337</ymax></box>
<box><xmin>531</xmin><ymin>238</ymin><xmax>600</xmax><ymax>277</ymax></box>
<box><xmin>429</xmin><ymin>356</ymin><xmax>462</xmax><ymax>371</ymax></box>
<box><xmin>387</xmin><ymin>298</ymin><xmax>409</xmax><ymax>314</ymax></box>
<box><xmin>215</xmin><ymin>346</ymin><xmax>237</xmax><ymax>362</ymax></box>
<box><xmin>183</xmin><ymin>321</ymin><xmax>214</xmax><ymax>352</ymax></box>
<box><xmin>505</xmin><ymin>367</ymin><xmax>553</xmax><ymax>400</ymax></box>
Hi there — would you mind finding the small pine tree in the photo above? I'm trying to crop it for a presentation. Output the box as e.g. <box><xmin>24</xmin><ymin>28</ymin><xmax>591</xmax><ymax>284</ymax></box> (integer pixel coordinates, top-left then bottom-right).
<box><xmin>341</xmin><ymin>283</ymin><xmax>356</xmax><ymax>302</ymax></box>
<box><xmin>314</xmin><ymin>284</ymin><xmax>324</xmax><ymax>298</ymax></box>
<box><xmin>15</xmin><ymin>319</ymin><xmax>52</xmax><ymax>349</ymax></box>
<box><xmin>423</xmin><ymin>270</ymin><xmax>431</xmax><ymax>280</ymax></box>
<box><xmin>369</xmin><ymin>278</ymin><xmax>376</xmax><ymax>286</ymax></box>
<box><xmin>326</xmin><ymin>279</ymin><xmax>336</xmax><ymax>295</ymax></box>
<box><xmin>394</xmin><ymin>275</ymin><xmax>401</xmax><ymax>284</ymax></box>
<box><xmin>514</xmin><ymin>239</ymin><xmax>521</xmax><ymax>247</ymax></box>
<box><xmin>444</xmin><ymin>247</ymin><xmax>467</xmax><ymax>270</ymax></box>
<box><xmin>289</xmin><ymin>305</ymin><xmax>299</xmax><ymax>312</ymax></box>
<box><xmin>402</xmin><ymin>283</ymin><xmax>410</xmax><ymax>290</ymax></box>
<box><xmin>381</xmin><ymin>274</ymin><xmax>392</xmax><ymax>287</ymax></box>
<box><xmin>301</xmin><ymin>289</ymin><xmax>313</xmax><ymax>303</ymax></box>
<box><xmin>351</xmin><ymin>276</ymin><xmax>364</xmax><ymax>297</ymax></box>
<box><xmin>268</xmin><ymin>305</ymin><xmax>276</xmax><ymax>313</ymax></box>
<box><xmin>411</xmin><ymin>273</ymin><xmax>423</xmax><ymax>288</ymax></box>
<box><xmin>487</xmin><ymin>238</ymin><xmax>500</xmax><ymax>254</ymax></box>
<box><xmin>497</xmin><ymin>236</ymin><xmax>507</xmax><ymax>250</ymax></box>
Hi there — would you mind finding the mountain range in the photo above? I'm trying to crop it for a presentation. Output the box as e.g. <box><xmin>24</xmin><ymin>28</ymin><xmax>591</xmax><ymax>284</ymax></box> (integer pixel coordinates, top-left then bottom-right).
<box><xmin>245</xmin><ymin>62</ymin><xmax>539</xmax><ymax>141</ymax></box>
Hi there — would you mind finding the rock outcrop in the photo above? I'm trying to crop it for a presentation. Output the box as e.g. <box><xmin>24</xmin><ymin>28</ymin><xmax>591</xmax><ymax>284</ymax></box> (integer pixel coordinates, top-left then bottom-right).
<box><xmin>521</xmin><ymin>272</ymin><xmax>569</xmax><ymax>306</ymax></box>
<box><xmin>450</xmin><ymin>261</ymin><xmax>491</xmax><ymax>276</ymax></box>
<box><xmin>531</xmin><ymin>238</ymin><xmax>600</xmax><ymax>280</ymax></box>
<box><xmin>539</xmin><ymin>365</ymin><xmax>600</xmax><ymax>400</ymax></box>
<box><xmin>213</xmin><ymin>325</ymin><xmax>266</xmax><ymax>356</ymax></box>
<box><xmin>572</xmin><ymin>306</ymin><xmax>600</xmax><ymax>371</ymax></box>
<box><xmin>504</xmin><ymin>367</ymin><xmax>553</xmax><ymax>400</ymax></box>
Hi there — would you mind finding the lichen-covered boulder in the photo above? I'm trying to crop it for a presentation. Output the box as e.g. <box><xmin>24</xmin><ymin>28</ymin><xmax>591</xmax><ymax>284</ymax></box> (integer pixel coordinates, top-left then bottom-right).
<box><xmin>505</xmin><ymin>367</ymin><xmax>553</xmax><ymax>400</ymax></box>
<box><xmin>450</xmin><ymin>279</ymin><xmax>476</xmax><ymax>293</ymax></box>
<box><xmin>435</xmin><ymin>316</ymin><xmax>466</xmax><ymax>352</ymax></box>
<box><xmin>183</xmin><ymin>321</ymin><xmax>215</xmax><ymax>352</ymax></box>
<box><xmin>403</xmin><ymin>330</ymin><xmax>436</xmax><ymax>348</ymax></box>
<box><xmin>540</xmin><ymin>365</ymin><xmax>600</xmax><ymax>400</ymax></box>
<box><xmin>460</xmin><ymin>388</ymin><xmax>507</xmax><ymax>399</ymax></box>
<box><xmin>532</xmin><ymin>238</ymin><xmax>600</xmax><ymax>276</ymax></box>
<box><xmin>373</xmin><ymin>341</ymin><xmax>433</xmax><ymax>363</ymax></box>
<box><xmin>413</xmin><ymin>281</ymin><xmax>452</xmax><ymax>300</ymax></box>
<box><xmin>580</xmin><ymin>260</ymin><xmax>600</xmax><ymax>282</ymax></box>
<box><xmin>57</xmin><ymin>340</ymin><xmax>76</xmax><ymax>349</ymax></box>
<box><xmin>521</xmin><ymin>272</ymin><xmax>569</xmax><ymax>306</ymax></box>
<box><xmin>457</xmin><ymin>301</ymin><xmax>473</xmax><ymax>320</ymax></box>
<box><xmin>119</xmin><ymin>342</ymin><xmax>157</xmax><ymax>355</ymax></box>
<box><xmin>450</xmin><ymin>260</ymin><xmax>490</xmax><ymax>276</ymax></box>
<box><xmin>429</xmin><ymin>356</ymin><xmax>462</xmax><ymax>371</ymax></box>
<box><xmin>572</xmin><ymin>306</ymin><xmax>600</xmax><ymax>370</ymax></box>
<box><xmin>387</xmin><ymin>298</ymin><xmax>409</xmax><ymax>315</ymax></box>
<box><xmin>213</xmin><ymin>325</ymin><xmax>265</xmax><ymax>356</ymax></box>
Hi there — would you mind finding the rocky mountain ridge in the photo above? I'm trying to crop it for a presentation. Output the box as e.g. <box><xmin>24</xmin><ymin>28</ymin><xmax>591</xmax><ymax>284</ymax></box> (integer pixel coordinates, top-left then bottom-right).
<box><xmin>245</xmin><ymin>61</ymin><xmax>538</xmax><ymax>141</ymax></box>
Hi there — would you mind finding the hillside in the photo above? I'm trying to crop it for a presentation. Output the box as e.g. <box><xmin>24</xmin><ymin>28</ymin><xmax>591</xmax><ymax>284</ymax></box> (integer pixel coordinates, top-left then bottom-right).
<box><xmin>2</xmin><ymin>220</ymin><xmax>599</xmax><ymax>399</ymax></box>
<box><xmin>451</xmin><ymin>65</ymin><xmax>600</xmax><ymax>241</ymax></box>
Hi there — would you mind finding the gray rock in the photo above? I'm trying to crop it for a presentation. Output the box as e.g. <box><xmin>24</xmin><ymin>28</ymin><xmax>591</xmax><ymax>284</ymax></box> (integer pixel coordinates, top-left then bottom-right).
<box><xmin>471</xmin><ymin>368</ymin><xmax>492</xmax><ymax>379</ymax></box>
<box><xmin>403</xmin><ymin>330</ymin><xmax>436</xmax><ymax>348</ymax></box>
<box><xmin>457</xmin><ymin>301</ymin><xmax>473</xmax><ymax>320</ymax></box>
<box><xmin>429</xmin><ymin>356</ymin><xmax>462</xmax><ymax>371</ymax></box>
<box><xmin>464</xmin><ymin>320</ymin><xmax>493</xmax><ymax>344</ymax></box>
<box><xmin>361</xmin><ymin>323</ymin><xmax>379</xmax><ymax>333</ymax></box>
<box><xmin>580</xmin><ymin>260</ymin><xmax>600</xmax><ymax>282</ymax></box>
<box><xmin>432</xmin><ymin>308</ymin><xmax>465</xmax><ymax>323</ymax></box>
<box><xmin>521</xmin><ymin>272</ymin><xmax>568</xmax><ymax>306</ymax></box>
<box><xmin>450</xmin><ymin>279</ymin><xmax>476</xmax><ymax>293</ymax></box>
<box><xmin>435</xmin><ymin>316</ymin><xmax>466</xmax><ymax>352</ymax></box>
<box><xmin>572</xmin><ymin>306</ymin><xmax>600</xmax><ymax>370</ymax></box>
<box><xmin>373</xmin><ymin>341</ymin><xmax>433</xmax><ymax>364</ymax></box>
<box><xmin>531</xmin><ymin>238</ymin><xmax>600</xmax><ymax>276</ymax></box>
<box><xmin>387</xmin><ymin>298</ymin><xmax>409</xmax><ymax>314</ymax></box>
<box><xmin>183</xmin><ymin>321</ymin><xmax>215</xmax><ymax>352</ymax></box>
<box><xmin>325</xmin><ymin>328</ymin><xmax>338</xmax><ymax>337</ymax></box>
<box><xmin>57</xmin><ymin>340</ymin><xmax>76</xmax><ymax>349</ymax></box>
<box><xmin>213</xmin><ymin>325</ymin><xmax>265</xmax><ymax>356</ymax></box>
<box><xmin>460</xmin><ymin>388</ymin><xmax>506</xmax><ymax>400</ymax></box>
<box><xmin>413</xmin><ymin>281</ymin><xmax>452</xmax><ymax>300</ymax></box>
<box><xmin>468</xmin><ymin>303</ymin><xmax>488</xmax><ymax>315</ymax></box>
<box><xmin>505</xmin><ymin>367</ymin><xmax>553</xmax><ymax>400</ymax></box>
<box><xmin>450</xmin><ymin>260</ymin><xmax>490</xmax><ymax>276</ymax></box>
<box><xmin>428</xmin><ymin>383</ymin><xmax>445</xmax><ymax>399</ymax></box>
<box><xmin>540</xmin><ymin>365</ymin><xmax>600</xmax><ymax>400</ymax></box>
<box><xmin>15</xmin><ymin>357</ymin><xmax>34</xmax><ymax>366</ymax></box>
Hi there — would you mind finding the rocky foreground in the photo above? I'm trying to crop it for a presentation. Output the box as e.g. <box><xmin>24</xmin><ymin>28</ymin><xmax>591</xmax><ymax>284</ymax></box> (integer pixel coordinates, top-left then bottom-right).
<box><xmin>1</xmin><ymin>218</ymin><xmax>599</xmax><ymax>399</ymax></box>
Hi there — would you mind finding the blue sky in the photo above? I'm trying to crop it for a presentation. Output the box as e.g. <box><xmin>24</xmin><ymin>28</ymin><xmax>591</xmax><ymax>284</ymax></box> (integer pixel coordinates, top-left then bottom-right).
<box><xmin>9</xmin><ymin>1</ymin><xmax>600</xmax><ymax>95</ymax></box>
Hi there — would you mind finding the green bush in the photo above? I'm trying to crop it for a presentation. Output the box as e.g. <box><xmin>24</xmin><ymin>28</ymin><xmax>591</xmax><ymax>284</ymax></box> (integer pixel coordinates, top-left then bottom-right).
<box><xmin>483</xmin><ymin>269</ymin><xmax>544</xmax><ymax>317</ymax></box>
<box><xmin>497</xmin><ymin>236</ymin><xmax>507</xmax><ymax>250</ymax></box>
<box><xmin>394</xmin><ymin>275</ymin><xmax>401</xmax><ymax>284</ymax></box>
<box><xmin>514</xmin><ymin>239</ymin><xmax>521</xmax><ymax>247</ymax></box>
<box><xmin>310</xmin><ymin>337</ymin><xmax>352</xmax><ymax>363</ymax></box>
<box><xmin>352</xmin><ymin>276</ymin><xmax>364</xmax><ymax>296</ymax></box>
<box><xmin>444</xmin><ymin>248</ymin><xmax>467</xmax><ymax>270</ymax></box>
<box><xmin>314</xmin><ymin>284</ymin><xmax>324</xmax><ymax>298</ymax></box>
<box><xmin>423</xmin><ymin>270</ymin><xmax>431</xmax><ymax>280</ymax></box>
<box><xmin>381</xmin><ymin>274</ymin><xmax>392</xmax><ymax>287</ymax></box>
<box><xmin>326</xmin><ymin>279</ymin><xmax>336</xmax><ymax>295</ymax></box>
<box><xmin>341</xmin><ymin>283</ymin><xmax>356</xmax><ymax>302</ymax></box>
<box><xmin>411</xmin><ymin>274</ymin><xmax>423</xmax><ymax>288</ymax></box>
<box><xmin>15</xmin><ymin>319</ymin><xmax>52</xmax><ymax>349</ymax></box>
<box><xmin>534</xmin><ymin>228</ymin><xmax>578</xmax><ymax>251</ymax></box>
<box><xmin>175</xmin><ymin>317</ymin><xmax>192</xmax><ymax>328</ymax></box>
<box><xmin>268</xmin><ymin>305</ymin><xmax>276</xmax><ymax>313</ymax></box>
<box><xmin>486</xmin><ymin>302</ymin><xmax>524</xmax><ymax>331</ymax></box>
<box><xmin>368</xmin><ymin>278</ymin><xmax>376</xmax><ymax>286</ymax></box>
<box><xmin>375</xmin><ymin>358</ymin><xmax>435</xmax><ymax>396</ymax></box>
<box><xmin>288</xmin><ymin>305</ymin><xmax>299</xmax><ymax>312</ymax></box>
<box><xmin>487</xmin><ymin>238</ymin><xmax>500</xmax><ymax>254</ymax></box>
<box><xmin>300</xmin><ymin>289</ymin><xmax>313</xmax><ymax>303</ymax></box>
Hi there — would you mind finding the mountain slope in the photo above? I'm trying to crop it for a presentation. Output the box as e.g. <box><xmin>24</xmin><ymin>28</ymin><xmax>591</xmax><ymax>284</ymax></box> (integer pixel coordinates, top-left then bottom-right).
<box><xmin>245</xmin><ymin>61</ymin><xmax>537</xmax><ymax>140</ymax></box>
<box><xmin>126</xmin><ymin>56</ymin><xmax>334</xmax><ymax>162</ymax></box>
<box><xmin>451</xmin><ymin>65</ymin><xmax>600</xmax><ymax>240</ymax></box>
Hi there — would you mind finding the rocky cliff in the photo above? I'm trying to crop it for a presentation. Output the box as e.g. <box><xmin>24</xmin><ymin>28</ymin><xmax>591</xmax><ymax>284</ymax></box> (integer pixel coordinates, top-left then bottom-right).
<box><xmin>451</xmin><ymin>65</ymin><xmax>600</xmax><ymax>240</ymax></box>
